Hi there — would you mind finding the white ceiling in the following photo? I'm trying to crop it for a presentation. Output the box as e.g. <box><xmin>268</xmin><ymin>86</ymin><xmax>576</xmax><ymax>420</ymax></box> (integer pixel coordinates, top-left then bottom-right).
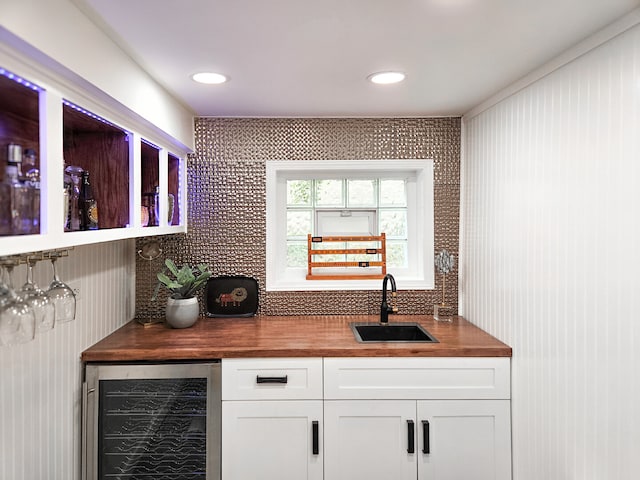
<box><xmin>76</xmin><ymin>0</ymin><xmax>640</xmax><ymax>117</ymax></box>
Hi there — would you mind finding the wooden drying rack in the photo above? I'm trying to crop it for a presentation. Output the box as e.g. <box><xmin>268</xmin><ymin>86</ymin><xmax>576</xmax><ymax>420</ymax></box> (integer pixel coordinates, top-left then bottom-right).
<box><xmin>306</xmin><ymin>233</ymin><xmax>386</xmax><ymax>280</ymax></box>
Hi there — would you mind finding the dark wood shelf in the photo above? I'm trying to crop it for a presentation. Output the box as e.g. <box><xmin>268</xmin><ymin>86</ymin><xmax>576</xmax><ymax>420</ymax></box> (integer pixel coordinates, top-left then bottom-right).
<box><xmin>63</xmin><ymin>103</ymin><xmax>130</xmax><ymax>229</ymax></box>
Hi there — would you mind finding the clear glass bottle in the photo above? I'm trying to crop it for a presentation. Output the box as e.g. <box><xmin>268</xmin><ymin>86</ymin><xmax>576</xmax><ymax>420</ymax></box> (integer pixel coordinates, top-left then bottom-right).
<box><xmin>63</xmin><ymin>166</ymin><xmax>72</xmax><ymax>231</ymax></box>
<box><xmin>23</xmin><ymin>149</ymin><xmax>40</xmax><ymax>234</ymax></box>
<box><xmin>65</xmin><ymin>165</ymin><xmax>83</xmax><ymax>231</ymax></box>
<box><xmin>0</xmin><ymin>172</ymin><xmax>12</xmax><ymax>235</ymax></box>
<box><xmin>6</xmin><ymin>144</ymin><xmax>33</xmax><ymax>235</ymax></box>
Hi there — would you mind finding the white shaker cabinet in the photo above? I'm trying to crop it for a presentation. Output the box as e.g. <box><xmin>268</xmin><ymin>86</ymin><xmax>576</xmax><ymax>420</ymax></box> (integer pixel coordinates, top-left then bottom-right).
<box><xmin>418</xmin><ymin>400</ymin><xmax>511</xmax><ymax>480</ymax></box>
<box><xmin>324</xmin><ymin>400</ymin><xmax>417</xmax><ymax>480</ymax></box>
<box><xmin>323</xmin><ymin>357</ymin><xmax>511</xmax><ymax>480</ymax></box>
<box><xmin>324</xmin><ymin>399</ymin><xmax>510</xmax><ymax>480</ymax></box>
<box><xmin>221</xmin><ymin>358</ymin><xmax>324</xmax><ymax>480</ymax></box>
<box><xmin>222</xmin><ymin>357</ymin><xmax>511</xmax><ymax>480</ymax></box>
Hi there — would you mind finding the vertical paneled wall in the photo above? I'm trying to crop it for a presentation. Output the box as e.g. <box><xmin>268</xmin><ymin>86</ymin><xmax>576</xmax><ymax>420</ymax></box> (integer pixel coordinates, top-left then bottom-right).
<box><xmin>0</xmin><ymin>240</ymin><xmax>135</xmax><ymax>480</ymax></box>
<box><xmin>462</xmin><ymin>25</ymin><xmax>640</xmax><ymax>479</ymax></box>
<box><xmin>136</xmin><ymin>118</ymin><xmax>461</xmax><ymax>318</ymax></box>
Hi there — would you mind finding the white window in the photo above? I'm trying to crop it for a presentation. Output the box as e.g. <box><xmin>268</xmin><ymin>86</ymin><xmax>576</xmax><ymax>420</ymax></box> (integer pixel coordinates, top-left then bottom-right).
<box><xmin>266</xmin><ymin>160</ymin><xmax>434</xmax><ymax>291</ymax></box>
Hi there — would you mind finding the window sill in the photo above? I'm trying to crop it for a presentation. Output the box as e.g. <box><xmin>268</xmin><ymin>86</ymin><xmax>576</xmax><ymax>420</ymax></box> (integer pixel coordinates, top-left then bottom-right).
<box><xmin>266</xmin><ymin>277</ymin><xmax>434</xmax><ymax>292</ymax></box>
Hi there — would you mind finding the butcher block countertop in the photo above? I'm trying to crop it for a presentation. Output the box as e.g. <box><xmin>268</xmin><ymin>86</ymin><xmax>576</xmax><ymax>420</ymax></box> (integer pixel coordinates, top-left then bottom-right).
<box><xmin>81</xmin><ymin>315</ymin><xmax>511</xmax><ymax>362</ymax></box>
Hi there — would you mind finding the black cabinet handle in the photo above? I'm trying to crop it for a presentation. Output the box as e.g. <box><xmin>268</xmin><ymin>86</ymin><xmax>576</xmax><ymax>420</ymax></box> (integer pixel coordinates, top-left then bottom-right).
<box><xmin>422</xmin><ymin>420</ymin><xmax>430</xmax><ymax>454</ymax></box>
<box><xmin>407</xmin><ymin>420</ymin><xmax>415</xmax><ymax>454</ymax></box>
<box><xmin>312</xmin><ymin>421</ymin><xmax>319</xmax><ymax>455</ymax></box>
<box><xmin>256</xmin><ymin>375</ymin><xmax>288</xmax><ymax>384</ymax></box>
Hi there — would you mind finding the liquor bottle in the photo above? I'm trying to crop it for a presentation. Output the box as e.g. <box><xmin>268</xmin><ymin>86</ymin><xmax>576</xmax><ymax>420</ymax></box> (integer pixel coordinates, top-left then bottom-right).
<box><xmin>23</xmin><ymin>148</ymin><xmax>40</xmax><ymax>234</ymax></box>
<box><xmin>6</xmin><ymin>144</ymin><xmax>32</xmax><ymax>235</ymax></box>
<box><xmin>79</xmin><ymin>170</ymin><xmax>98</xmax><ymax>230</ymax></box>
<box><xmin>65</xmin><ymin>165</ymin><xmax>83</xmax><ymax>231</ymax></box>
<box><xmin>0</xmin><ymin>157</ymin><xmax>12</xmax><ymax>235</ymax></box>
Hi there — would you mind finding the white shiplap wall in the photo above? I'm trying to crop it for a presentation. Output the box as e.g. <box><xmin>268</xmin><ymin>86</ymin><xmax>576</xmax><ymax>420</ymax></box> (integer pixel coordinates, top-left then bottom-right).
<box><xmin>0</xmin><ymin>240</ymin><xmax>135</xmax><ymax>480</ymax></box>
<box><xmin>462</xmin><ymin>23</ymin><xmax>640</xmax><ymax>480</ymax></box>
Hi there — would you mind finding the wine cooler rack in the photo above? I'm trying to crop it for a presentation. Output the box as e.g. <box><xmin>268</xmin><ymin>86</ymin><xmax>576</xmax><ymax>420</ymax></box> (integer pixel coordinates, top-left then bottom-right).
<box><xmin>99</xmin><ymin>378</ymin><xmax>207</xmax><ymax>480</ymax></box>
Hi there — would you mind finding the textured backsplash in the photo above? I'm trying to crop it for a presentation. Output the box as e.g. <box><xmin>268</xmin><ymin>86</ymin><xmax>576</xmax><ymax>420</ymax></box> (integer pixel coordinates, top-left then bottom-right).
<box><xmin>135</xmin><ymin>117</ymin><xmax>460</xmax><ymax>318</ymax></box>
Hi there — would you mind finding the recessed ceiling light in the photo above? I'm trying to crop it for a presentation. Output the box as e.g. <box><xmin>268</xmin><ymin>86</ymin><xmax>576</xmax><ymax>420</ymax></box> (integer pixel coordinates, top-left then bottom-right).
<box><xmin>368</xmin><ymin>71</ymin><xmax>406</xmax><ymax>85</ymax></box>
<box><xmin>192</xmin><ymin>72</ymin><xmax>228</xmax><ymax>84</ymax></box>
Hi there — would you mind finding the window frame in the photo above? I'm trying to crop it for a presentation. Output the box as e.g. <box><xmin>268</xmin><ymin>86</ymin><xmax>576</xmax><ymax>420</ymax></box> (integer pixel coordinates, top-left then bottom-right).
<box><xmin>266</xmin><ymin>160</ymin><xmax>435</xmax><ymax>291</ymax></box>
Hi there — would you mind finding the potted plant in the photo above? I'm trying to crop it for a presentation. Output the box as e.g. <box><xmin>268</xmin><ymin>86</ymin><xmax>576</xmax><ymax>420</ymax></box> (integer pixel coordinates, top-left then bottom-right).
<box><xmin>152</xmin><ymin>259</ymin><xmax>212</xmax><ymax>328</ymax></box>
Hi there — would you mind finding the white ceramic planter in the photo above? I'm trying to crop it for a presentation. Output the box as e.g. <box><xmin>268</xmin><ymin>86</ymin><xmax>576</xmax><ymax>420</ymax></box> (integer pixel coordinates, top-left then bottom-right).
<box><xmin>166</xmin><ymin>297</ymin><xmax>199</xmax><ymax>328</ymax></box>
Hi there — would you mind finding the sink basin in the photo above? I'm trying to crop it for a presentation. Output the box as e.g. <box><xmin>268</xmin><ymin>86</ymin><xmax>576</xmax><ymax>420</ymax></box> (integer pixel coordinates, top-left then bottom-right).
<box><xmin>350</xmin><ymin>322</ymin><xmax>438</xmax><ymax>343</ymax></box>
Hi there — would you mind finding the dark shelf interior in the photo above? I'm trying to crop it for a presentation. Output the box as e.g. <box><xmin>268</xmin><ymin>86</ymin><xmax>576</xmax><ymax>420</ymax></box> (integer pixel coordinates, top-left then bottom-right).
<box><xmin>0</xmin><ymin>72</ymin><xmax>40</xmax><ymax>177</ymax></box>
<box><xmin>168</xmin><ymin>153</ymin><xmax>181</xmax><ymax>226</ymax></box>
<box><xmin>63</xmin><ymin>103</ymin><xmax>130</xmax><ymax>229</ymax></box>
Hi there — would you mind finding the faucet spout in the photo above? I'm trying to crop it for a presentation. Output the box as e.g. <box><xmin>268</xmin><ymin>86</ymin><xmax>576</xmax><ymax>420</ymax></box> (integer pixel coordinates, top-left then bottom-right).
<box><xmin>380</xmin><ymin>273</ymin><xmax>398</xmax><ymax>323</ymax></box>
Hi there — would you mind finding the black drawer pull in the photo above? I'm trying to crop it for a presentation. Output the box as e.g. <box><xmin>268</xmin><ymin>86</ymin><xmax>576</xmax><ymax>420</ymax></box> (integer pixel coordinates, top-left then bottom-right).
<box><xmin>422</xmin><ymin>420</ymin><xmax>430</xmax><ymax>454</ymax></box>
<box><xmin>407</xmin><ymin>420</ymin><xmax>415</xmax><ymax>454</ymax></box>
<box><xmin>256</xmin><ymin>375</ymin><xmax>288</xmax><ymax>384</ymax></box>
<box><xmin>312</xmin><ymin>421</ymin><xmax>319</xmax><ymax>455</ymax></box>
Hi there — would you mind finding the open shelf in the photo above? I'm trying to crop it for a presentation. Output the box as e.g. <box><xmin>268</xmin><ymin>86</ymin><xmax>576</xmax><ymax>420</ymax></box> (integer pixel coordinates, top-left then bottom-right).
<box><xmin>141</xmin><ymin>139</ymin><xmax>159</xmax><ymax>227</ymax></box>
<box><xmin>0</xmin><ymin>70</ymin><xmax>41</xmax><ymax>237</ymax></box>
<box><xmin>0</xmin><ymin>55</ymin><xmax>189</xmax><ymax>255</ymax></box>
<box><xmin>63</xmin><ymin>102</ymin><xmax>131</xmax><ymax>230</ymax></box>
<box><xmin>168</xmin><ymin>153</ymin><xmax>181</xmax><ymax>226</ymax></box>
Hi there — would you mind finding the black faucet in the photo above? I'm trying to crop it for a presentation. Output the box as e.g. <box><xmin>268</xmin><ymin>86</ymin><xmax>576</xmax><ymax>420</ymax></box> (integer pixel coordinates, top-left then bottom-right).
<box><xmin>380</xmin><ymin>273</ymin><xmax>398</xmax><ymax>323</ymax></box>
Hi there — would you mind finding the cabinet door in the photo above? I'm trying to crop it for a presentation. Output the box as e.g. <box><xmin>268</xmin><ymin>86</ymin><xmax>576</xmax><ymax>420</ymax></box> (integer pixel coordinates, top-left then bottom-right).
<box><xmin>418</xmin><ymin>400</ymin><xmax>511</xmax><ymax>480</ymax></box>
<box><xmin>324</xmin><ymin>400</ymin><xmax>416</xmax><ymax>480</ymax></box>
<box><xmin>222</xmin><ymin>400</ymin><xmax>323</xmax><ymax>480</ymax></box>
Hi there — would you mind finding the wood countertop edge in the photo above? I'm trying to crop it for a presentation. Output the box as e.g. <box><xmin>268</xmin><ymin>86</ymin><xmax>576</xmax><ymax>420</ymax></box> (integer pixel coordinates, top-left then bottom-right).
<box><xmin>82</xmin><ymin>347</ymin><xmax>512</xmax><ymax>362</ymax></box>
<box><xmin>81</xmin><ymin>315</ymin><xmax>512</xmax><ymax>362</ymax></box>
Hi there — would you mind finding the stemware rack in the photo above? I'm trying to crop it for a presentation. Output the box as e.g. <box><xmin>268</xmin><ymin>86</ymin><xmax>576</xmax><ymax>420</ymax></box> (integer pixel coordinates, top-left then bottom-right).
<box><xmin>0</xmin><ymin>247</ymin><xmax>73</xmax><ymax>267</ymax></box>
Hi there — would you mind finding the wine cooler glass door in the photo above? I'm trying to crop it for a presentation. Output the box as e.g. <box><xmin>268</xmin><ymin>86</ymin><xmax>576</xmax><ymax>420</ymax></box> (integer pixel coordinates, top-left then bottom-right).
<box><xmin>83</xmin><ymin>362</ymin><xmax>221</xmax><ymax>480</ymax></box>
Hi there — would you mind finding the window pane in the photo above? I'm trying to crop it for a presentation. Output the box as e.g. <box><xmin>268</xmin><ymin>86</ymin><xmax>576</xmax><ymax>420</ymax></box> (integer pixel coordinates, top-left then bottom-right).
<box><xmin>286</xmin><ymin>210</ymin><xmax>312</xmax><ymax>237</ymax></box>
<box><xmin>347</xmin><ymin>180</ymin><xmax>376</xmax><ymax>207</ymax></box>
<box><xmin>287</xmin><ymin>242</ymin><xmax>308</xmax><ymax>267</ymax></box>
<box><xmin>316</xmin><ymin>210</ymin><xmax>376</xmax><ymax>236</ymax></box>
<box><xmin>287</xmin><ymin>180</ymin><xmax>311</xmax><ymax>206</ymax></box>
<box><xmin>315</xmin><ymin>179</ymin><xmax>343</xmax><ymax>206</ymax></box>
<box><xmin>380</xmin><ymin>210</ymin><xmax>407</xmax><ymax>238</ymax></box>
<box><xmin>380</xmin><ymin>179</ymin><xmax>407</xmax><ymax>206</ymax></box>
<box><xmin>386</xmin><ymin>241</ymin><xmax>408</xmax><ymax>268</ymax></box>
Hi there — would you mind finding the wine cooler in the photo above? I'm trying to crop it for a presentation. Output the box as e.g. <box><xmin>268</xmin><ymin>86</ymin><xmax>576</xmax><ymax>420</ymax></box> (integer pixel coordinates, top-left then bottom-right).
<box><xmin>82</xmin><ymin>362</ymin><xmax>221</xmax><ymax>480</ymax></box>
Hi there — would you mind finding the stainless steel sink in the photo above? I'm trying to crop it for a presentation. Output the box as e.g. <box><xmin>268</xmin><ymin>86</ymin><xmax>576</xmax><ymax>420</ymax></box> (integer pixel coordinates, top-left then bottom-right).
<box><xmin>350</xmin><ymin>322</ymin><xmax>438</xmax><ymax>343</ymax></box>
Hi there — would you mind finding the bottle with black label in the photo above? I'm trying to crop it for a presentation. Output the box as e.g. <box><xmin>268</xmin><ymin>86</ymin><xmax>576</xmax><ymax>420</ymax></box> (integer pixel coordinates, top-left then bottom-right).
<box><xmin>79</xmin><ymin>170</ymin><xmax>98</xmax><ymax>230</ymax></box>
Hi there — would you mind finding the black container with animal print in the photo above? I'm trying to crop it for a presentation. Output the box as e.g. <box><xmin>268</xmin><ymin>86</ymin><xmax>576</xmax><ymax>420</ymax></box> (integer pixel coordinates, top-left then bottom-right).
<box><xmin>204</xmin><ymin>276</ymin><xmax>259</xmax><ymax>317</ymax></box>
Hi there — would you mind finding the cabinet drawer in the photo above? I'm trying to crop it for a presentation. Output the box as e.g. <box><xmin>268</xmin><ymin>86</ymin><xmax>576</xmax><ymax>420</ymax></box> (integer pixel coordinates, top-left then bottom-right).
<box><xmin>222</xmin><ymin>358</ymin><xmax>323</xmax><ymax>400</ymax></box>
<box><xmin>324</xmin><ymin>357</ymin><xmax>510</xmax><ymax>400</ymax></box>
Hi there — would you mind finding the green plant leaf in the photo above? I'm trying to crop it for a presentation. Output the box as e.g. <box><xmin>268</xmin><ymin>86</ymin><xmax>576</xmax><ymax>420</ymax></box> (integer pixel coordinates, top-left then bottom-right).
<box><xmin>165</xmin><ymin>259</ymin><xmax>179</xmax><ymax>277</ymax></box>
<box><xmin>153</xmin><ymin>259</ymin><xmax>212</xmax><ymax>300</ymax></box>
<box><xmin>157</xmin><ymin>273</ymin><xmax>182</xmax><ymax>290</ymax></box>
<box><xmin>176</xmin><ymin>265</ymin><xmax>194</xmax><ymax>285</ymax></box>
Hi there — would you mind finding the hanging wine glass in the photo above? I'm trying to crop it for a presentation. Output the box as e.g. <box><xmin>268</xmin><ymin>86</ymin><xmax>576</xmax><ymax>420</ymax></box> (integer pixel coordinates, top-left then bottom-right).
<box><xmin>0</xmin><ymin>262</ymin><xmax>36</xmax><ymax>346</ymax></box>
<box><xmin>17</xmin><ymin>256</ymin><xmax>55</xmax><ymax>333</ymax></box>
<box><xmin>46</xmin><ymin>253</ymin><xmax>76</xmax><ymax>323</ymax></box>
<box><xmin>0</xmin><ymin>265</ymin><xmax>12</xmax><ymax>308</ymax></box>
